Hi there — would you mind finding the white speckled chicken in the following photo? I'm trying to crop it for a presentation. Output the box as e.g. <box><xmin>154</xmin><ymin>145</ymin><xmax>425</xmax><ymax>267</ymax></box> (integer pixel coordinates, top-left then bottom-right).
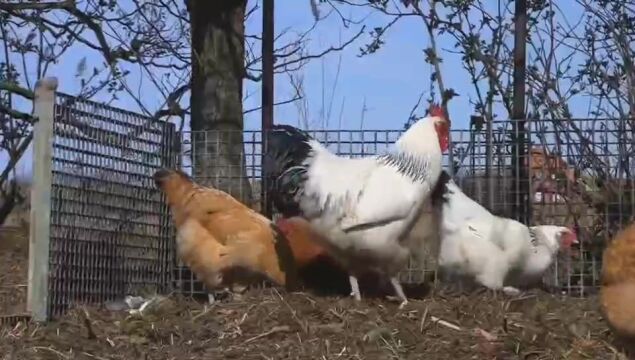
<box><xmin>264</xmin><ymin>106</ymin><xmax>450</xmax><ymax>307</ymax></box>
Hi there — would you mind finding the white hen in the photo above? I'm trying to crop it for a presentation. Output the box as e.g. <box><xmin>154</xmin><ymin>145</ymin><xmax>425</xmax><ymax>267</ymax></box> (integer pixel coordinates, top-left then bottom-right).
<box><xmin>430</xmin><ymin>171</ymin><xmax>578</xmax><ymax>295</ymax></box>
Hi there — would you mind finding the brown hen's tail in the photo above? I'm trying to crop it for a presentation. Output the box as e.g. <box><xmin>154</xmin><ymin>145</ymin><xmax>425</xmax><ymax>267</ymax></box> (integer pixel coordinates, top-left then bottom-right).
<box><xmin>601</xmin><ymin>282</ymin><xmax>635</xmax><ymax>339</ymax></box>
<box><xmin>269</xmin><ymin>222</ymin><xmax>301</xmax><ymax>291</ymax></box>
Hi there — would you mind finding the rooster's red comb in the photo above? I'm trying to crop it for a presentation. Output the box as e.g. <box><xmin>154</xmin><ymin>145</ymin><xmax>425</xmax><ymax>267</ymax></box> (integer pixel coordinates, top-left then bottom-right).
<box><xmin>567</xmin><ymin>225</ymin><xmax>578</xmax><ymax>237</ymax></box>
<box><xmin>429</xmin><ymin>103</ymin><xmax>445</xmax><ymax>119</ymax></box>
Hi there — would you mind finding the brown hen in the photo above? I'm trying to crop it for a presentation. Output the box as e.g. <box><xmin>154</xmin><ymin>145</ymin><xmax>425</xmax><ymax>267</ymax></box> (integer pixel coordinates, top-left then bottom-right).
<box><xmin>275</xmin><ymin>217</ymin><xmax>350</xmax><ymax>295</ymax></box>
<box><xmin>154</xmin><ymin>169</ymin><xmax>298</xmax><ymax>299</ymax></box>
<box><xmin>601</xmin><ymin>221</ymin><xmax>635</xmax><ymax>341</ymax></box>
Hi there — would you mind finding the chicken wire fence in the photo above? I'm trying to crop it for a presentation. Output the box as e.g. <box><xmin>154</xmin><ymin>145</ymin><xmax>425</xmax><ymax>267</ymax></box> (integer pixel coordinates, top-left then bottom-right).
<box><xmin>175</xmin><ymin>119</ymin><xmax>634</xmax><ymax>298</ymax></box>
<box><xmin>451</xmin><ymin>118</ymin><xmax>634</xmax><ymax>296</ymax></box>
<box><xmin>173</xmin><ymin>129</ymin><xmax>442</xmax><ymax>295</ymax></box>
<box><xmin>15</xmin><ymin>80</ymin><xmax>633</xmax><ymax>322</ymax></box>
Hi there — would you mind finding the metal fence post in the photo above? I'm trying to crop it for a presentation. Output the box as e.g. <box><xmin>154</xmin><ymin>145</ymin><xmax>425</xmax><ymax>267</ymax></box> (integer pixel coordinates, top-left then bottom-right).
<box><xmin>27</xmin><ymin>77</ymin><xmax>58</xmax><ymax>322</ymax></box>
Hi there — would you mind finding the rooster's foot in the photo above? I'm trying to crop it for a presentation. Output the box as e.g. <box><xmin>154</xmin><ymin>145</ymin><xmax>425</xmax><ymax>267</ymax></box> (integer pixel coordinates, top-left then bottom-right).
<box><xmin>389</xmin><ymin>277</ymin><xmax>408</xmax><ymax>309</ymax></box>
<box><xmin>386</xmin><ymin>295</ymin><xmax>409</xmax><ymax>309</ymax></box>
<box><xmin>502</xmin><ymin>286</ymin><xmax>521</xmax><ymax>297</ymax></box>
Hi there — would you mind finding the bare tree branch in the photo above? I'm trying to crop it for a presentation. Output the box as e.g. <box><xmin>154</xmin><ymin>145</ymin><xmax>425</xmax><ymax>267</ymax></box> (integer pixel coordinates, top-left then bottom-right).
<box><xmin>0</xmin><ymin>81</ymin><xmax>34</xmax><ymax>100</ymax></box>
<box><xmin>0</xmin><ymin>104</ymin><xmax>35</xmax><ymax>123</ymax></box>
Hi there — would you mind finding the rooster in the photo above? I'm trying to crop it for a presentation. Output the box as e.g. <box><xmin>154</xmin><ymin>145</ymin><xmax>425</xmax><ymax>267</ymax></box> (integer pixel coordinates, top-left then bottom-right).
<box><xmin>264</xmin><ymin>105</ymin><xmax>450</xmax><ymax>307</ymax></box>
<box><xmin>430</xmin><ymin>171</ymin><xmax>578</xmax><ymax>295</ymax></box>
<box><xmin>153</xmin><ymin>169</ymin><xmax>298</xmax><ymax>303</ymax></box>
<box><xmin>600</xmin><ymin>221</ymin><xmax>635</xmax><ymax>342</ymax></box>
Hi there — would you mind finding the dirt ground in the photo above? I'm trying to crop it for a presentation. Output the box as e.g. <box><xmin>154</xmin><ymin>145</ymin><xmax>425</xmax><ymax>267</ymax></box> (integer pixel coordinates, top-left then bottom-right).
<box><xmin>0</xmin><ymin>226</ymin><xmax>29</xmax><ymax>317</ymax></box>
<box><xmin>0</xmin><ymin>226</ymin><xmax>632</xmax><ymax>359</ymax></box>
<box><xmin>0</xmin><ymin>286</ymin><xmax>631</xmax><ymax>360</ymax></box>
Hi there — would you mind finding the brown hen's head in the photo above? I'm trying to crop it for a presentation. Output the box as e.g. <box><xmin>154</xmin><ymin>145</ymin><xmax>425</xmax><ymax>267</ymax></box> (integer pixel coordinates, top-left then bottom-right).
<box><xmin>153</xmin><ymin>168</ymin><xmax>191</xmax><ymax>189</ymax></box>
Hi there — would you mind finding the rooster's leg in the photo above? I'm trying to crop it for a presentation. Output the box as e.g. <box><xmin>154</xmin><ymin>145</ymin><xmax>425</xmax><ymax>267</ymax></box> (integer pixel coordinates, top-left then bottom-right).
<box><xmin>208</xmin><ymin>293</ymin><xmax>215</xmax><ymax>305</ymax></box>
<box><xmin>349</xmin><ymin>275</ymin><xmax>362</xmax><ymax>301</ymax></box>
<box><xmin>389</xmin><ymin>277</ymin><xmax>408</xmax><ymax>309</ymax></box>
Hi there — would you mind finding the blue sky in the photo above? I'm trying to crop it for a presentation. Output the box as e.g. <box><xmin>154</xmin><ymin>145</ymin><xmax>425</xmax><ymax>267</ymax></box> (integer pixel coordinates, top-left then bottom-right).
<box><xmin>5</xmin><ymin>0</ymin><xmax>589</xmax><ymax>178</ymax></box>
<box><xmin>247</xmin><ymin>1</ymin><xmax>474</xmax><ymax>131</ymax></box>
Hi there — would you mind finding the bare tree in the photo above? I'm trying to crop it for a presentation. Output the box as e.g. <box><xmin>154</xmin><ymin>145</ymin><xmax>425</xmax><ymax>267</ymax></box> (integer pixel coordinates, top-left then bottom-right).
<box><xmin>0</xmin><ymin>0</ymin><xmax>365</xmax><ymax>218</ymax></box>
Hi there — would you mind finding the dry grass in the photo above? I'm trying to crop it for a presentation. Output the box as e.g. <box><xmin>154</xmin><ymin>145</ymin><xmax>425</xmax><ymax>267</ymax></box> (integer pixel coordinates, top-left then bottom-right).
<box><xmin>0</xmin><ymin>286</ymin><xmax>630</xmax><ymax>360</ymax></box>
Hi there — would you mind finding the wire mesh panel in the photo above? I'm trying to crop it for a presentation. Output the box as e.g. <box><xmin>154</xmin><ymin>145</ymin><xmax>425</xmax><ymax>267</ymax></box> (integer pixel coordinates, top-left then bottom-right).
<box><xmin>527</xmin><ymin>118</ymin><xmax>635</xmax><ymax>296</ymax></box>
<box><xmin>48</xmin><ymin>94</ymin><xmax>177</xmax><ymax>318</ymax></box>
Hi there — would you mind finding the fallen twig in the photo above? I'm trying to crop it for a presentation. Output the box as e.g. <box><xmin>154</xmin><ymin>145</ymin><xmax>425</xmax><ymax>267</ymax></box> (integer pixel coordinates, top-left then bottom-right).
<box><xmin>82</xmin><ymin>352</ymin><xmax>109</xmax><ymax>360</ymax></box>
<box><xmin>272</xmin><ymin>288</ymin><xmax>308</xmax><ymax>333</ymax></box>
<box><xmin>191</xmin><ymin>304</ymin><xmax>214</xmax><ymax>321</ymax></box>
<box><xmin>420</xmin><ymin>307</ymin><xmax>429</xmax><ymax>333</ymax></box>
<box><xmin>243</xmin><ymin>325</ymin><xmax>291</xmax><ymax>344</ymax></box>
<box><xmin>430</xmin><ymin>315</ymin><xmax>462</xmax><ymax>331</ymax></box>
<box><xmin>81</xmin><ymin>308</ymin><xmax>96</xmax><ymax>339</ymax></box>
<box><xmin>299</xmin><ymin>293</ymin><xmax>317</xmax><ymax>306</ymax></box>
<box><xmin>309</xmin><ymin>322</ymin><xmax>345</xmax><ymax>333</ymax></box>
<box><xmin>105</xmin><ymin>337</ymin><xmax>115</xmax><ymax>347</ymax></box>
<box><xmin>328</xmin><ymin>308</ymin><xmax>345</xmax><ymax>322</ymax></box>
<box><xmin>32</xmin><ymin>346</ymin><xmax>69</xmax><ymax>359</ymax></box>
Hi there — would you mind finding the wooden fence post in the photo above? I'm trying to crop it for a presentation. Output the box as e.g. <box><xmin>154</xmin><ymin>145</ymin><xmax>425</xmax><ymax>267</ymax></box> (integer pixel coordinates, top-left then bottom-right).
<box><xmin>27</xmin><ymin>77</ymin><xmax>58</xmax><ymax>322</ymax></box>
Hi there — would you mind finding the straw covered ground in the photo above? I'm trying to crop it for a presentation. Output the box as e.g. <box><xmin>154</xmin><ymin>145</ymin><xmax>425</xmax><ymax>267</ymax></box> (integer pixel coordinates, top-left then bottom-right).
<box><xmin>1</xmin><ymin>286</ymin><xmax>632</xmax><ymax>360</ymax></box>
<box><xmin>1</xmin><ymin>226</ymin><xmax>633</xmax><ymax>359</ymax></box>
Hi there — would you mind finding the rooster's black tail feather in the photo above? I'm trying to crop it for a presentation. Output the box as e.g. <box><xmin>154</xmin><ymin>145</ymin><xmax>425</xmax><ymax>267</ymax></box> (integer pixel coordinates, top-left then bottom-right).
<box><xmin>263</xmin><ymin>125</ymin><xmax>314</xmax><ymax>217</ymax></box>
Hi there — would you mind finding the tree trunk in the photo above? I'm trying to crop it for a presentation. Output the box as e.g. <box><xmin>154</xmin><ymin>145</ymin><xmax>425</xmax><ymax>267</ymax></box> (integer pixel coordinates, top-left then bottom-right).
<box><xmin>188</xmin><ymin>0</ymin><xmax>253</xmax><ymax>205</ymax></box>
